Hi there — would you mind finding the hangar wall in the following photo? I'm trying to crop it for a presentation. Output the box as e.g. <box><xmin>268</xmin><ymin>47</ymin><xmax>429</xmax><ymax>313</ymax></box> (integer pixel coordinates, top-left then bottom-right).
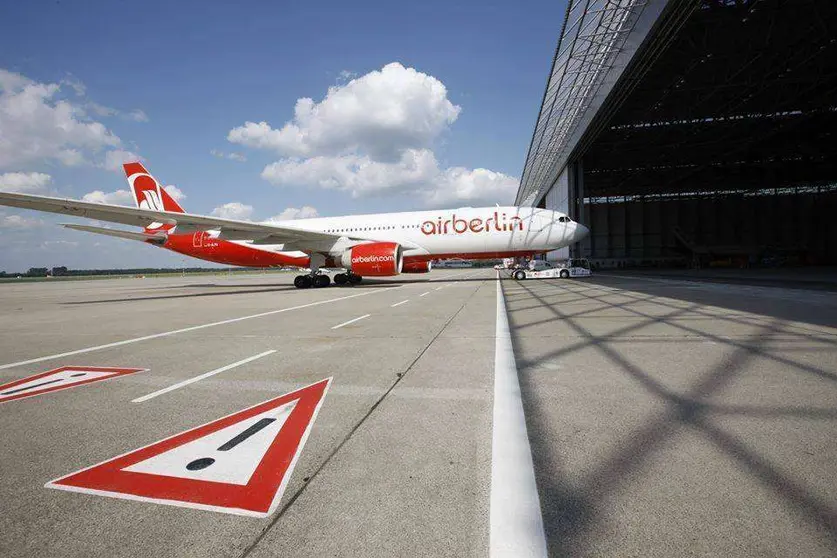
<box><xmin>573</xmin><ymin>188</ymin><xmax>837</xmax><ymax>268</ymax></box>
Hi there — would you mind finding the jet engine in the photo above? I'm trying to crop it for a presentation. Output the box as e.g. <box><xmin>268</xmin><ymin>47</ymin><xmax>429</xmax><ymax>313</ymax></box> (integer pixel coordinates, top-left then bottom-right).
<box><xmin>340</xmin><ymin>242</ymin><xmax>403</xmax><ymax>276</ymax></box>
<box><xmin>402</xmin><ymin>261</ymin><xmax>432</xmax><ymax>273</ymax></box>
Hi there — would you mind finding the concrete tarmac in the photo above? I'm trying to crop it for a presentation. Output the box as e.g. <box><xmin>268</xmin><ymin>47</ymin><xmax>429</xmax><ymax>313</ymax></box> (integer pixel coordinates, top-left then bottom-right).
<box><xmin>0</xmin><ymin>269</ymin><xmax>835</xmax><ymax>557</ymax></box>
<box><xmin>505</xmin><ymin>273</ymin><xmax>837</xmax><ymax>557</ymax></box>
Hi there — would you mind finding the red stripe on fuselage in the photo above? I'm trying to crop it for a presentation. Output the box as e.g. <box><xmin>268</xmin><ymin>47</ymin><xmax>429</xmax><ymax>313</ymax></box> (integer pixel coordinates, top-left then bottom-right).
<box><xmin>159</xmin><ymin>234</ymin><xmax>310</xmax><ymax>268</ymax></box>
<box><xmin>149</xmin><ymin>234</ymin><xmax>540</xmax><ymax>270</ymax></box>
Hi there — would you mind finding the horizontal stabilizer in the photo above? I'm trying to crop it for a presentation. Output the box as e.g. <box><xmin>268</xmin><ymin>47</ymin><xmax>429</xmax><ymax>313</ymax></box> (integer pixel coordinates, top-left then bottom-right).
<box><xmin>62</xmin><ymin>224</ymin><xmax>166</xmax><ymax>244</ymax></box>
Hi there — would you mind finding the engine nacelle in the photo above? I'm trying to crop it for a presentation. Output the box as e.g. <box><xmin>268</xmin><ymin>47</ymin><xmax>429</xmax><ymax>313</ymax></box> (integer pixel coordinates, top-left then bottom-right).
<box><xmin>340</xmin><ymin>242</ymin><xmax>403</xmax><ymax>276</ymax></box>
<box><xmin>402</xmin><ymin>261</ymin><xmax>432</xmax><ymax>273</ymax></box>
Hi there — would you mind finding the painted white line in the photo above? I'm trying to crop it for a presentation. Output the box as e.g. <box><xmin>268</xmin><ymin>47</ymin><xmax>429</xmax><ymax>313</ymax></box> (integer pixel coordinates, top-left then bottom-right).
<box><xmin>435</xmin><ymin>286</ymin><xmax>443</xmax><ymax>291</ymax></box>
<box><xmin>390</xmin><ymin>300</ymin><xmax>410</xmax><ymax>308</ymax></box>
<box><xmin>331</xmin><ymin>314</ymin><xmax>371</xmax><ymax>330</ymax></box>
<box><xmin>490</xmin><ymin>272</ymin><xmax>548</xmax><ymax>558</ymax></box>
<box><xmin>132</xmin><ymin>350</ymin><xmax>276</xmax><ymax>403</ymax></box>
<box><xmin>420</xmin><ymin>291</ymin><xmax>431</xmax><ymax>297</ymax></box>
<box><xmin>0</xmin><ymin>288</ymin><xmax>395</xmax><ymax>371</ymax></box>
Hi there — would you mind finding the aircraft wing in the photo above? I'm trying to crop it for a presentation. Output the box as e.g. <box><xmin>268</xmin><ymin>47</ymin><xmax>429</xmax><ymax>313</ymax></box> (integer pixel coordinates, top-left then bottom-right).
<box><xmin>0</xmin><ymin>191</ymin><xmax>339</xmax><ymax>245</ymax></box>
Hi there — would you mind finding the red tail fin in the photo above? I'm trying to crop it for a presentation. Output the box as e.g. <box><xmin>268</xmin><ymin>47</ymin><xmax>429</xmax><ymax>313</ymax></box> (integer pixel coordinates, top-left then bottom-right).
<box><xmin>124</xmin><ymin>162</ymin><xmax>184</xmax><ymax>234</ymax></box>
<box><xmin>123</xmin><ymin>162</ymin><xmax>185</xmax><ymax>213</ymax></box>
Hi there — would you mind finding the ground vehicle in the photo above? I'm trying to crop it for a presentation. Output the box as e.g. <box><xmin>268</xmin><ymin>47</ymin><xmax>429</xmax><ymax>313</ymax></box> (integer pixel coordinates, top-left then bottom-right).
<box><xmin>511</xmin><ymin>258</ymin><xmax>592</xmax><ymax>280</ymax></box>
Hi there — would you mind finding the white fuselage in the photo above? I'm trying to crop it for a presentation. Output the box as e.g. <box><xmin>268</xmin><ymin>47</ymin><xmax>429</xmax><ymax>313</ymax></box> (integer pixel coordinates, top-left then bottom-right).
<box><xmin>222</xmin><ymin>206</ymin><xmax>588</xmax><ymax>262</ymax></box>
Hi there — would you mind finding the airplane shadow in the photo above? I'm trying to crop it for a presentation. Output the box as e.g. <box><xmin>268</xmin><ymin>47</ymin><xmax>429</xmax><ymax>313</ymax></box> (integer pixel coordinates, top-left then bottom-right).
<box><xmin>64</xmin><ymin>286</ymin><xmax>299</xmax><ymax>304</ymax></box>
<box><xmin>63</xmin><ymin>282</ymin><xmax>406</xmax><ymax>305</ymax></box>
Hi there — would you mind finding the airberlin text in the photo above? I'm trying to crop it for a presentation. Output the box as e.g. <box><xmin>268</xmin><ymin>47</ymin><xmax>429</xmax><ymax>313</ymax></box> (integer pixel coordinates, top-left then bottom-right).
<box><xmin>352</xmin><ymin>254</ymin><xmax>395</xmax><ymax>264</ymax></box>
<box><xmin>420</xmin><ymin>212</ymin><xmax>523</xmax><ymax>236</ymax></box>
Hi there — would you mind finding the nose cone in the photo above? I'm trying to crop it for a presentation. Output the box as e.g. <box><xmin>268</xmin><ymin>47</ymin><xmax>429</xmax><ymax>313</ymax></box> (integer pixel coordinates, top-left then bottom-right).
<box><xmin>574</xmin><ymin>223</ymin><xmax>590</xmax><ymax>242</ymax></box>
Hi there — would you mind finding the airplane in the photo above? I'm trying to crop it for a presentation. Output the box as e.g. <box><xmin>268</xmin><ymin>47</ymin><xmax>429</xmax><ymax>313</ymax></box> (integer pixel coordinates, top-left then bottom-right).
<box><xmin>0</xmin><ymin>162</ymin><xmax>589</xmax><ymax>288</ymax></box>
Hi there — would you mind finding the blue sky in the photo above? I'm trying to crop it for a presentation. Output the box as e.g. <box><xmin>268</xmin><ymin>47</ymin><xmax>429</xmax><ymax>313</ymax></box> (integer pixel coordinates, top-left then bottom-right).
<box><xmin>0</xmin><ymin>0</ymin><xmax>566</xmax><ymax>271</ymax></box>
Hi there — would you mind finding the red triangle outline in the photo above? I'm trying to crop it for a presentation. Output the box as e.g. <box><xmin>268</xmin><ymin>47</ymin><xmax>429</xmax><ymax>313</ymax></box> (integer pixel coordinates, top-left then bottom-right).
<box><xmin>0</xmin><ymin>366</ymin><xmax>146</xmax><ymax>404</ymax></box>
<box><xmin>47</xmin><ymin>377</ymin><xmax>331</xmax><ymax>516</ymax></box>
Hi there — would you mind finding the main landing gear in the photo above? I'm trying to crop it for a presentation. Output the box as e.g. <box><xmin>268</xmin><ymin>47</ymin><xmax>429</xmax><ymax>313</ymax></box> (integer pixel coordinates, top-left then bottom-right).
<box><xmin>293</xmin><ymin>272</ymin><xmax>362</xmax><ymax>289</ymax></box>
<box><xmin>294</xmin><ymin>255</ymin><xmax>338</xmax><ymax>289</ymax></box>
<box><xmin>333</xmin><ymin>273</ymin><xmax>362</xmax><ymax>286</ymax></box>
<box><xmin>294</xmin><ymin>273</ymin><xmax>331</xmax><ymax>289</ymax></box>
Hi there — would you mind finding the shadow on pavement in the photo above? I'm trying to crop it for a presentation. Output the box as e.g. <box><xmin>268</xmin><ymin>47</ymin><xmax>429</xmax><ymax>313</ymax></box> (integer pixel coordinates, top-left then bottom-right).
<box><xmin>592</xmin><ymin>274</ymin><xmax>837</xmax><ymax>329</ymax></box>
<box><xmin>502</xmin><ymin>277</ymin><xmax>837</xmax><ymax>556</ymax></box>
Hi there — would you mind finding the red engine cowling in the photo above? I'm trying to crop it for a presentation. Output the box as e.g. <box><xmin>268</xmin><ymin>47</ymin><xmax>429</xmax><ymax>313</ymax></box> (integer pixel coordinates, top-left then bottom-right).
<box><xmin>340</xmin><ymin>242</ymin><xmax>403</xmax><ymax>276</ymax></box>
<box><xmin>402</xmin><ymin>261</ymin><xmax>432</xmax><ymax>273</ymax></box>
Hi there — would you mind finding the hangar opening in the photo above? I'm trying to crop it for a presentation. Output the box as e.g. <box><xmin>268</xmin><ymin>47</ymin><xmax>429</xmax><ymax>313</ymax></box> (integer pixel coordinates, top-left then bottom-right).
<box><xmin>518</xmin><ymin>0</ymin><xmax>837</xmax><ymax>269</ymax></box>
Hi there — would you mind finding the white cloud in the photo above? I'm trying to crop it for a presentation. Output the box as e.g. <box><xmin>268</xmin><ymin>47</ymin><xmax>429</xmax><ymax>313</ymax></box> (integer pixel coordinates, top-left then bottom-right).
<box><xmin>79</xmin><ymin>184</ymin><xmax>182</xmax><ymax>209</ymax></box>
<box><xmin>228</xmin><ymin>62</ymin><xmax>518</xmax><ymax>206</ymax></box>
<box><xmin>0</xmin><ymin>68</ymin><xmax>148</xmax><ymax>172</ymax></box>
<box><xmin>210</xmin><ymin>149</ymin><xmax>246</xmax><ymax>162</ymax></box>
<box><xmin>264</xmin><ymin>206</ymin><xmax>319</xmax><ymax>222</ymax></box>
<box><xmin>87</xmin><ymin>102</ymin><xmax>118</xmax><ymax>117</ymax></box>
<box><xmin>211</xmin><ymin>202</ymin><xmax>253</xmax><ymax>220</ymax></box>
<box><xmin>0</xmin><ymin>171</ymin><xmax>52</xmax><ymax>193</ymax></box>
<box><xmin>61</xmin><ymin>75</ymin><xmax>87</xmax><ymax>97</ymax></box>
<box><xmin>82</xmin><ymin>189</ymin><xmax>134</xmax><ymax>206</ymax></box>
<box><xmin>88</xmin><ymin>103</ymin><xmax>147</xmax><ymax>122</ymax></box>
<box><xmin>0</xmin><ymin>70</ymin><xmax>31</xmax><ymax>92</ymax></box>
<box><xmin>261</xmin><ymin>148</ymin><xmax>518</xmax><ymax>205</ymax></box>
<box><xmin>164</xmin><ymin>185</ymin><xmax>186</xmax><ymax>201</ymax></box>
<box><xmin>427</xmin><ymin>166</ymin><xmax>520</xmax><ymax>206</ymax></box>
<box><xmin>100</xmin><ymin>149</ymin><xmax>141</xmax><ymax>172</ymax></box>
<box><xmin>62</xmin><ymin>76</ymin><xmax>86</xmax><ymax>97</ymax></box>
<box><xmin>209</xmin><ymin>202</ymin><xmax>316</xmax><ymax>223</ymax></box>
<box><xmin>0</xmin><ymin>214</ymin><xmax>44</xmax><ymax>229</ymax></box>
<box><xmin>228</xmin><ymin>62</ymin><xmax>461</xmax><ymax>162</ymax></box>
<box><xmin>56</xmin><ymin>149</ymin><xmax>86</xmax><ymax>166</ymax></box>
<box><xmin>338</xmin><ymin>70</ymin><xmax>357</xmax><ymax>82</ymax></box>
<box><xmin>125</xmin><ymin>109</ymin><xmax>148</xmax><ymax>122</ymax></box>
<box><xmin>262</xmin><ymin>149</ymin><xmax>436</xmax><ymax>195</ymax></box>
<box><xmin>0</xmin><ymin>69</ymin><xmax>122</xmax><ymax>169</ymax></box>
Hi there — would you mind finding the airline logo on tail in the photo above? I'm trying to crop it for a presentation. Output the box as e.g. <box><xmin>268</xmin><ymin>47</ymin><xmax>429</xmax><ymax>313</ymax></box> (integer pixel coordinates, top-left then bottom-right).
<box><xmin>124</xmin><ymin>162</ymin><xmax>185</xmax><ymax>232</ymax></box>
<box><xmin>138</xmin><ymin>189</ymin><xmax>163</xmax><ymax>211</ymax></box>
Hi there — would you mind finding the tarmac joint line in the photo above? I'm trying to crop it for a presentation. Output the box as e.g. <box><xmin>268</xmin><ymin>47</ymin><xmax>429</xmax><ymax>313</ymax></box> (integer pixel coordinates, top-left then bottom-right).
<box><xmin>236</xmin><ymin>274</ymin><xmax>486</xmax><ymax>558</ymax></box>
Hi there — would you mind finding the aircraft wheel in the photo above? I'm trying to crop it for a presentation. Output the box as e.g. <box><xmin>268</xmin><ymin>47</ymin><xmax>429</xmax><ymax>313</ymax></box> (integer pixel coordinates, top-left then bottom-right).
<box><xmin>314</xmin><ymin>274</ymin><xmax>331</xmax><ymax>288</ymax></box>
<box><xmin>560</xmin><ymin>270</ymin><xmax>570</xmax><ymax>279</ymax></box>
<box><xmin>348</xmin><ymin>273</ymin><xmax>362</xmax><ymax>285</ymax></box>
<box><xmin>334</xmin><ymin>273</ymin><xmax>348</xmax><ymax>285</ymax></box>
<box><xmin>513</xmin><ymin>270</ymin><xmax>526</xmax><ymax>281</ymax></box>
<box><xmin>294</xmin><ymin>275</ymin><xmax>312</xmax><ymax>289</ymax></box>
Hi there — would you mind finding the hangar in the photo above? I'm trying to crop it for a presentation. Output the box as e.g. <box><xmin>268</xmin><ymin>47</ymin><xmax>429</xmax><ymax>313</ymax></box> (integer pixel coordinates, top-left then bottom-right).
<box><xmin>518</xmin><ymin>0</ymin><xmax>837</xmax><ymax>268</ymax></box>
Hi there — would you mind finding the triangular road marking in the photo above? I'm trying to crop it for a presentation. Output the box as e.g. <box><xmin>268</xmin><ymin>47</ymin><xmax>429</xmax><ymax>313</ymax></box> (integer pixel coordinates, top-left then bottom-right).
<box><xmin>0</xmin><ymin>366</ymin><xmax>146</xmax><ymax>404</ymax></box>
<box><xmin>46</xmin><ymin>378</ymin><xmax>332</xmax><ymax>517</ymax></box>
